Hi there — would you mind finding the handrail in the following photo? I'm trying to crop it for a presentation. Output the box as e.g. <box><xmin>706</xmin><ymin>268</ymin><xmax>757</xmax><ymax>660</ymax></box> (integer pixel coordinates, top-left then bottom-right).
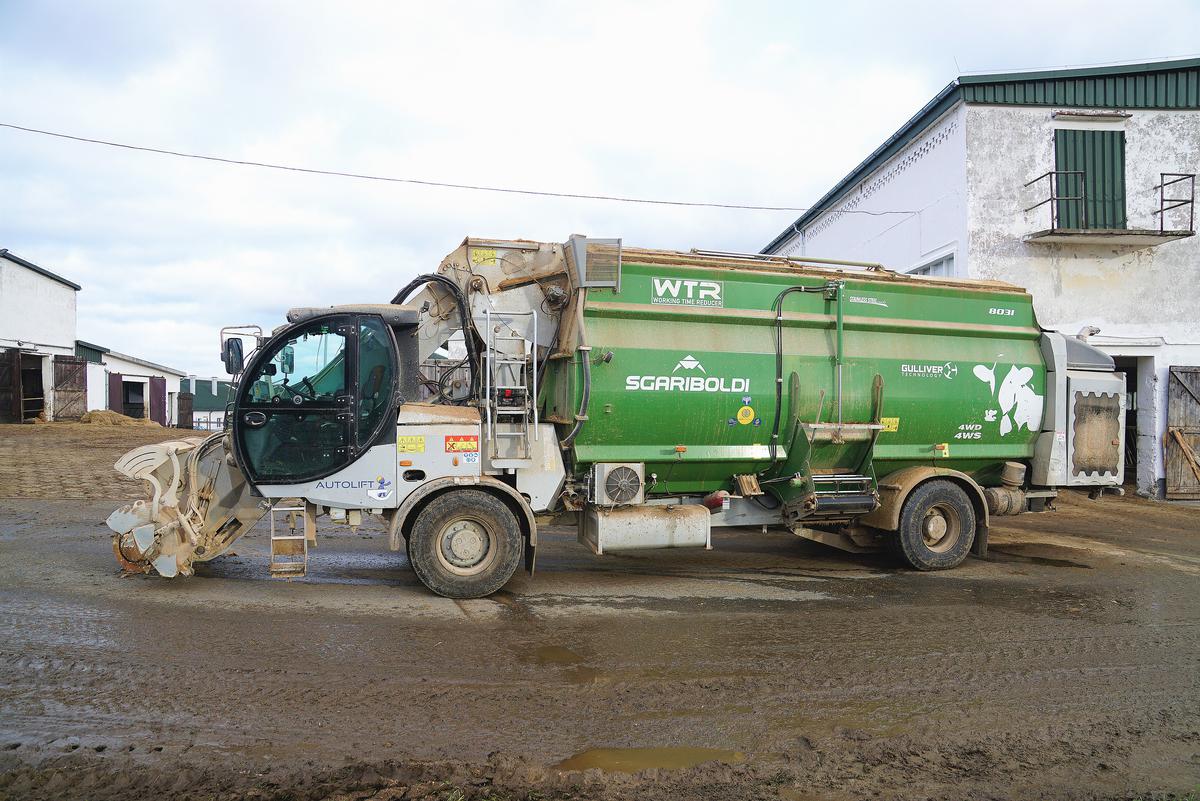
<box><xmin>1151</xmin><ymin>173</ymin><xmax>1196</xmax><ymax>233</ymax></box>
<box><xmin>690</xmin><ymin>248</ymin><xmax>888</xmax><ymax>272</ymax></box>
<box><xmin>1024</xmin><ymin>170</ymin><xmax>1087</xmax><ymax>230</ymax></box>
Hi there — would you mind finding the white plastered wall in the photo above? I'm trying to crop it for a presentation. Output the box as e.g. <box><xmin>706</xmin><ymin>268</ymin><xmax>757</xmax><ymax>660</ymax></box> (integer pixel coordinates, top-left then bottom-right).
<box><xmin>767</xmin><ymin>103</ymin><xmax>970</xmax><ymax>276</ymax></box>
<box><xmin>85</xmin><ymin>362</ymin><xmax>107</xmax><ymax>411</ymax></box>
<box><xmin>964</xmin><ymin>105</ymin><xmax>1200</xmax><ymax>495</ymax></box>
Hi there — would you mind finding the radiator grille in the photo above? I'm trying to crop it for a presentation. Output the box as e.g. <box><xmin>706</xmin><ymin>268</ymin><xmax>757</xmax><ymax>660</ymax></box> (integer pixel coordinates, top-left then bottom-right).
<box><xmin>1071</xmin><ymin>391</ymin><xmax>1121</xmax><ymax>476</ymax></box>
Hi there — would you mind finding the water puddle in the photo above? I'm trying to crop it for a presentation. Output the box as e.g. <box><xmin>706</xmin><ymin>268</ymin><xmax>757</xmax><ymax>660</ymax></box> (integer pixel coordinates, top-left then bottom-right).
<box><xmin>527</xmin><ymin>645</ymin><xmax>604</xmax><ymax>684</ymax></box>
<box><xmin>533</xmin><ymin>645</ymin><xmax>583</xmax><ymax>665</ymax></box>
<box><xmin>553</xmin><ymin>746</ymin><xmax>745</xmax><ymax>773</ymax></box>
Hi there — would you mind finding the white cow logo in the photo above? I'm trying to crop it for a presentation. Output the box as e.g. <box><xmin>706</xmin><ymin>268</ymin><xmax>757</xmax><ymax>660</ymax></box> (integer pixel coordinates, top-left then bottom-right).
<box><xmin>974</xmin><ymin>363</ymin><xmax>1044</xmax><ymax>436</ymax></box>
<box><xmin>973</xmin><ymin>363</ymin><xmax>996</xmax><ymax>395</ymax></box>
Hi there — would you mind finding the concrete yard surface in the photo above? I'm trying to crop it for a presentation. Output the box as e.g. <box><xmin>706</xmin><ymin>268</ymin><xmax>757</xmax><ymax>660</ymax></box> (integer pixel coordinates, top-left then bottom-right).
<box><xmin>0</xmin><ymin>422</ymin><xmax>1198</xmax><ymax>800</ymax></box>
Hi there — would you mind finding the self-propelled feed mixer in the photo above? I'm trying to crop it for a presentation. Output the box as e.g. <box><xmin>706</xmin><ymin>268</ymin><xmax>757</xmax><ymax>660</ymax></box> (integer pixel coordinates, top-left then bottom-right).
<box><xmin>106</xmin><ymin>237</ymin><xmax>1126</xmax><ymax>597</ymax></box>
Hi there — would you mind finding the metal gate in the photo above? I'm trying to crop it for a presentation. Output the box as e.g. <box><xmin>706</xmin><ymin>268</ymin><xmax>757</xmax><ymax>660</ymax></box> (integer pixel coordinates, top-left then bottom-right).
<box><xmin>0</xmin><ymin>348</ymin><xmax>19</xmax><ymax>423</ymax></box>
<box><xmin>1166</xmin><ymin>366</ymin><xmax>1200</xmax><ymax>500</ymax></box>
<box><xmin>52</xmin><ymin>355</ymin><xmax>87</xmax><ymax>420</ymax></box>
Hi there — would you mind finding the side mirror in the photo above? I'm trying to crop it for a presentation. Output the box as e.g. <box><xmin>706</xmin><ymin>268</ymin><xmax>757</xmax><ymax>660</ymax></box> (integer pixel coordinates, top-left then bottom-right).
<box><xmin>279</xmin><ymin>345</ymin><xmax>295</xmax><ymax>375</ymax></box>
<box><xmin>221</xmin><ymin>338</ymin><xmax>245</xmax><ymax>375</ymax></box>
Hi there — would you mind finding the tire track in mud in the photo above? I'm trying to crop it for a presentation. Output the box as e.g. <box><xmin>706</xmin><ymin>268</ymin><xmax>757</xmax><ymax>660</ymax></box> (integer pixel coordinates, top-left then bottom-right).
<box><xmin>2</xmin><ymin>486</ymin><xmax>1199</xmax><ymax>799</ymax></box>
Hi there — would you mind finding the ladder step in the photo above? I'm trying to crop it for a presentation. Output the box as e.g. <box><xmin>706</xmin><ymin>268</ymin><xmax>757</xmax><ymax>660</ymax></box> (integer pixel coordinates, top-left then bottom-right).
<box><xmin>495</xmin><ymin>409</ymin><xmax>528</xmax><ymax>415</ymax></box>
<box><xmin>272</xmin><ymin>539</ymin><xmax>306</xmax><ymax>556</ymax></box>
<box><xmin>495</xmin><ymin>432</ymin><xmax>527</xmax><ymax>437</ymax></box>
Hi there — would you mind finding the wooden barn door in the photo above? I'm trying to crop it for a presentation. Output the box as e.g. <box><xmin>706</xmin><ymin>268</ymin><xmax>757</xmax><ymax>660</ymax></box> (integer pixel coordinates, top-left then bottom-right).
<box><xmin>0</xmin><ymin>348</ymin><xmax>20</xmax><ymax>423</ymax></box>
<box><xmin>52</xmin><ymin>355</ymin><xmax>87</xmax><ymax>420</ymax></box>
<box><xmin>149</xmin><ymin>376</ymin><xmax>167</xmax><ymax>425</ymax></box>
<box><xmin>108</xmin><ymin>372</ymin><xmax>123</xmax><ymax>413</ymax></box>
<box><xmin>1166</xmin><ymin>367</ymin><xmax>1200</xmax><ymax>499</ymax></box>
<box><xmin>178</xmin><ymin>391</ymin><xmax>194</xmax><ymax>430</ymax></box>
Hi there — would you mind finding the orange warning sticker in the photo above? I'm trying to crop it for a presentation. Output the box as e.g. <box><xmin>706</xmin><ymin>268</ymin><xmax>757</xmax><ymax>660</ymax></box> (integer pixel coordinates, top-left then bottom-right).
<box><xmin>445</xmin><ymin>435</ymin><xmax>479</xmax><ymax>453</ymax></box>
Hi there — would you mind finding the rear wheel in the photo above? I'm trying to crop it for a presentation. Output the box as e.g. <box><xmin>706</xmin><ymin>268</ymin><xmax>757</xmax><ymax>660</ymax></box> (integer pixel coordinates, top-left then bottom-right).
<box><xmin>407</xmin><ymin>489</ymin><xmax>522</xmax><ymax>598</ymax></box>
<box><xmin>895</xmin><ymin>480</ymin><xmax>975</xmax><ymax>570</ymax></box>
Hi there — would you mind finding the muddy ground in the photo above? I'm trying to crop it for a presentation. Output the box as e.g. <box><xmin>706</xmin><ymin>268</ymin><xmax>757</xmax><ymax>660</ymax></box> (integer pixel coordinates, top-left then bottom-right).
<box><xmin>1</xmin><ymin>423</ymin><xmax>1198</xmax><ymax>800</ymax></box>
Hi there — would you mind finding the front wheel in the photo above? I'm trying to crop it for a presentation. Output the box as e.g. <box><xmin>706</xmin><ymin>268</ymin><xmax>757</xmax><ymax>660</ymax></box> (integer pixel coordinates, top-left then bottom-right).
<box><xmin>407</xmin><ymin>489</ymin><xmax>522</xmax><ymax>598</ymax></box>
<box><xmin>894</xmin><ymin>480</ymin><xmax>976</xmax><ymax>570</ymax></box>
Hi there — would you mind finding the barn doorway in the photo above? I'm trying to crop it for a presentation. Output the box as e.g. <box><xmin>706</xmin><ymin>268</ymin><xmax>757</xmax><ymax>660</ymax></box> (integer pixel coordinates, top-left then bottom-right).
<box><xmin>19</xmin><ymin>354</ymin><xmax>45</xmax><ymax>420</ymax></box>
<box><xmin>1112</xmin><ymin>355</ymin><xmax>1158</xmax><ymax>497</ymax></box>
<box><xmin>122</xmin><ymin>381</ymin><xmax>145</xmax><ymax>419</ymax></box>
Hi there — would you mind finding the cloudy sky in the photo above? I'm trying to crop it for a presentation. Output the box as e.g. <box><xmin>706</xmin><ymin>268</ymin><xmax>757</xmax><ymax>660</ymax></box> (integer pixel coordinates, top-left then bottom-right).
<box><xmin>2</xmin><ymin>1</ymin><xmax>1197</xmax><ymax>375</ymax></box>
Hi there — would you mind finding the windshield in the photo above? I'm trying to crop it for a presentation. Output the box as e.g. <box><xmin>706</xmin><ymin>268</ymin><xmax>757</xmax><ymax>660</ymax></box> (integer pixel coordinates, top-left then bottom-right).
<box><xmin>248</xmin><ymin>322</ymin><xmax>347</xmax><ymax>404</ymax></box>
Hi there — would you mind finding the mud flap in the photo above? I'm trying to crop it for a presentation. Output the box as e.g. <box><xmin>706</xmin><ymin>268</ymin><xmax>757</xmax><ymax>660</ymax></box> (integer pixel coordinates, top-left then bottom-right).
<box><xmin>524</xmin><ymin>538</ymin><xmax>536</xmax><ymax>576</ymax></box>
<box><xmin>971</xmin><ymin>524</ymin><xmax>989</xmax><ymax>559</ymax></box>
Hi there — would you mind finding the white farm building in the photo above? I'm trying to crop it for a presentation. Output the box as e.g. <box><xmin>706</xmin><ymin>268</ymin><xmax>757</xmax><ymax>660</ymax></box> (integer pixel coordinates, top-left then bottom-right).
<box><xmin>0</xmin><ymin>249</ymin><xmax>186</xmax><ymax>425</ymax></box>
<box><xmin>762</xmin><ymin>58</ymin><xmax>1200</xmax><ymax>500</ymax></box>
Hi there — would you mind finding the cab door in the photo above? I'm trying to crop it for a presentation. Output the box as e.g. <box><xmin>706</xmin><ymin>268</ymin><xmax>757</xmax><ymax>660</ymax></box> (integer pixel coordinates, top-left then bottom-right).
<box><xmin>235</xmin><ymin>314</ymin><xmax>401</xmax><ymax>487</ymax></box>
<box><xmin>235</xmin><ymin>315</ymin><xmax>355</xmax><ymax>485</ymax></box>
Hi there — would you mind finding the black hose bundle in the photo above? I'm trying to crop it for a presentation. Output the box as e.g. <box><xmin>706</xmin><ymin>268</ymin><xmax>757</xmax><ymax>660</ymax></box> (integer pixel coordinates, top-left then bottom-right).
<box><xmin>391</xmin><ymin>274</ymin><xmax>480</xmax><ymax>402</ymax></box>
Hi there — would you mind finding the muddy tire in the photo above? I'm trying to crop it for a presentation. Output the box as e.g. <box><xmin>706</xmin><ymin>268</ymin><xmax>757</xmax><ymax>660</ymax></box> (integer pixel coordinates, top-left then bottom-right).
<box><xmin>407</xmin><ymin>489</ymin><xmax>522</xmax><ymax>598</ymax></box>
<box><xmin>895</xmin><ymin>480</ymin><xmax>975</xmax><ymax>570</ymax></box>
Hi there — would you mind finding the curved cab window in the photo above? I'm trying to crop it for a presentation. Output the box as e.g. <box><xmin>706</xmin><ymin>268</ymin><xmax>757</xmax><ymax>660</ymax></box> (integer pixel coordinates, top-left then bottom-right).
<box><xmin>240</xmin><ymin>322</ymin><xmax>351</xmax><ymax>482</ymax></box>
<box><xmin>248</xmin><ymin>325</ymin><xmax>347</xmax><ymax>406</ymax></box>
<box><xmin>357</xmin><ymin>317</ymin><xmax>395</xmax><ymax>444</ymax></box>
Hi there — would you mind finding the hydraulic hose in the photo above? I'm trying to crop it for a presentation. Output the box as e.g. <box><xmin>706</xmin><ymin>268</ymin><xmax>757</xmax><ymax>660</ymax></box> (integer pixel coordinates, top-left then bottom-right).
<box><xmin>391</xmin><ymin>274</ymin><xmax>480</xmax><ymax>401</ymax></box>
<box><xmin>559</xmin><ymin>290</ymin><xmax>591</xmax><ymax>449</ymax></box>
<box><xmin>765</xmin><ymin>282</ymin><xmax>840</xmax><ymax>470</ymax></box>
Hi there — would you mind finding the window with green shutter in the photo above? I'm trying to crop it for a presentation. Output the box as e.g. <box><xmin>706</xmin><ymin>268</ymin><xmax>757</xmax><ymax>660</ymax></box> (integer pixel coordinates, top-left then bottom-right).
<box><xmin>1054</xmin><ymin>129</ymin><xmax>1127</xmax><ymax>229</ymax></box>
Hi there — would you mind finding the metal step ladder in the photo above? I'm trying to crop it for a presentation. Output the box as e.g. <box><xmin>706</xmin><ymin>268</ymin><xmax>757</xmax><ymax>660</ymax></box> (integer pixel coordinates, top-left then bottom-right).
<box><xmin>268</xmin><ymin>502</ymin><xmax>307</xmax><ymax>577</ymax></box>
<box><xmin>482</xmin><ymin>308</ymin><xmax>539</xmax><ymax>465</ymax></box>
<box><xmin>810</xmin><ymin>473</ymin><xmax>877</xmax><ymax>516</ymax></box>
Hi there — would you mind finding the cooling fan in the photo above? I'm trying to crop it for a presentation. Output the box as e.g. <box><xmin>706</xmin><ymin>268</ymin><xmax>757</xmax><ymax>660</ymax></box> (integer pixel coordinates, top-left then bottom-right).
<box><xmin>591</xmin><ymin>463</ymin><xmax>645</xmax><ymax>505</ymax></box>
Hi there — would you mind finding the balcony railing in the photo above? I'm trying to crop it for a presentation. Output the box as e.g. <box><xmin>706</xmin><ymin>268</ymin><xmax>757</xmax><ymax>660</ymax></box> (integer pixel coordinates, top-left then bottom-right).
<box><xmin>1153</xmin><ymin>173</ymin><xmax>1196</xmax><ymax>234</ymax></box>
<box><xmin>1022</xmin><ymin>169</ymin><xmax>1195</xmax><ymax>245</ymax></box>
<box><xmin>1024</xmin><ymin>170</ymin><xmax>1087</xmax><ymax>230</ymax></box>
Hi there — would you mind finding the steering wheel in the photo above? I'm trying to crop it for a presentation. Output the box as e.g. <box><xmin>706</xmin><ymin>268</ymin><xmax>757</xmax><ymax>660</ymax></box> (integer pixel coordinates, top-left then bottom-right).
<box><xmin>280</xmin><ymin>377</ymin><xmax>317</xmax><ymax>402</ymax></box>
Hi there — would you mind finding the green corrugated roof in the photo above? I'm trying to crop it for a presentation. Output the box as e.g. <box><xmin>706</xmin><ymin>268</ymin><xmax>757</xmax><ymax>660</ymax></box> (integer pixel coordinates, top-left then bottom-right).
<box><xmin>186</xmin><ymin>378</ymin><xmax>237</xmax><ymax>411</ymax></box>
<box><xmin>762</xmin><ymin>57</ymin><xmax>1200</xmax><ymax>253</ymax></box>
<box><xmin>75</xmin><ymin>340</ymin><xmax>107</xmax><ymax>364</ymax></box>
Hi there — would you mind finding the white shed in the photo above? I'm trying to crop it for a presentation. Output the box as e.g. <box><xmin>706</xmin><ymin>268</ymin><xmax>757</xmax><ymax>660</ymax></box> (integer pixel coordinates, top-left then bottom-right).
<box><xmin>75</xmin><ymin>343</ymin><xmax>187</xmax><ymax>426</ymax></box>
<box><xmin>0</xmin><ymin>249</ymin><xmax>84</xmax><ymax>421</ymax></box>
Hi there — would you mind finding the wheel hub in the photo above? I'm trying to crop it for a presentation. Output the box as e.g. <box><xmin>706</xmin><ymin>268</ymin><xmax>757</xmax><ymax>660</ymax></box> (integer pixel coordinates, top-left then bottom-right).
<box><xmin>922</xmin><ymin>511</ymin><xmax>949</xmax><ymax>546</ymax></box>
<box><xmin>440</xmin><ymin>520</ymin><xmax>490</xmax><ymax>568</ymax></box>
